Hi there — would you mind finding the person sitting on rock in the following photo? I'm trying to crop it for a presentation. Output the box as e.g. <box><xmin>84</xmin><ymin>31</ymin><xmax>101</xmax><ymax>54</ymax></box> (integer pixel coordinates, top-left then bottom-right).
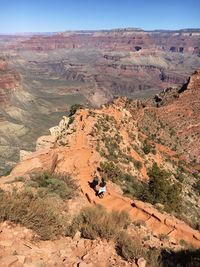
<box><xmin>97</xmin><ymin>178</ymin><xmax>106</xmax><ymax>197</ymax></box>
<box><xmin>90</xmin><ymin>173</ymin><xmax>99</xmax><ymax>191</ymax></box>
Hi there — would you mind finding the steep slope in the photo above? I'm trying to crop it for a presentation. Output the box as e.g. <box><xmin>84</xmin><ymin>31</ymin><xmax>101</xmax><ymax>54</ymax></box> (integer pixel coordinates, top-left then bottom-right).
<box><xmin>136</xmin><ymin>69</ymin><xmax>200</xmax><ymax>163</ymax></box>
<box><xmin>0</xmin><ymin>57</ymin><xmax>21</xmax><ymax>107</ymax></box>
<box><xmin>1</xmin><ymin>84</ymin><xmax>200</xmax><ymax>249</ymax></box>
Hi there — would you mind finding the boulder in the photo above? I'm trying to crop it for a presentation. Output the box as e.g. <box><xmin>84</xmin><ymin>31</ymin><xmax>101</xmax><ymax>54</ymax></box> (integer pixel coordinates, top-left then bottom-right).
<box><xmin>137</xmin><ymin>257</ymin><xmax>147</xmax><ymax>267</ymax></box>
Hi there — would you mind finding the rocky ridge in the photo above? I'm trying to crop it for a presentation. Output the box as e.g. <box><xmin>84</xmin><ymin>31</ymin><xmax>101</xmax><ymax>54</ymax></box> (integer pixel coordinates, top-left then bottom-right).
<box><xmin>0</xmin><ymin>70</ymin><xmax>200</xmax><ymax>266</ymax></box>
<box><xmin>14</xmin><ymin>29</ymin><xmax>200</xmax><ymax>55</ymax></box>
<box><xmin>6</xmin><ymin>105</ymin><xmax>199</xmax><ymax>246</ymax></box>
<box><xmin>1</xmin><ymin>70</ymin><xmax>200</xmax><ymax>246</ymax></box>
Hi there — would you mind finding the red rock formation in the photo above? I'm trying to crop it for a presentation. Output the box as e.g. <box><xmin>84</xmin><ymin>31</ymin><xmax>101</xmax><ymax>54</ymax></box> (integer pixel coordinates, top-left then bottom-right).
<box><xmin>12</xmin><ymin>30</ymin><xmax>200</xmax><ymax>54</ymax></box>
<box><xmin>156</xmin><ymin>70</ymin><xmax>200</xmax><ymax>161</ymax></box>
<box><xmin>0</xmin><ymin>58</ymin><xmax>21</xmax><ymax>107</ymax></box>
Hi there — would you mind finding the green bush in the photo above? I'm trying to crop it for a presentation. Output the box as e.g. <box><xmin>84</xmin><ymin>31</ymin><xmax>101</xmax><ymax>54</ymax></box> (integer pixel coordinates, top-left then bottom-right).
<box><xmin>69</xmin><ymin>104</ymin><xmax>84</xmax><ymax>116</ymax></box>
<box><xmin>145</xmin><ymin>163</ymin><xmax>182</xmax><ymax>212</ymax></box>
<box><xmin>146</xmin><ymin>248</ymin><xmax>161</xmax><ymax>267</ymax></box>
<box><xmin>142</xmin><ymin>141</ymin><xmax>156</xmax><ymax>155</ymax></box>
<box><xmin>100</xmin><ymin>161</ymin><xmax>122</xmax><ymax>183</ymax></box>
<box><xmin>100</xmin><ymin>161</ymin><xmax>147</xmax><ymax>200</ymax></box>
<box><xmin>68</xmin><ymin>116</ymin><xmax>75</xmax><ymax>126</ymax></box>
<box><xmin>142</xmin><ymin>142</ymin><xmax>152</xmax><ymax>154</ymax></box>
<box><xmin>134</xmin><ymin>160</ymin><xmax>142</xmax><ymax>170</ymax></box>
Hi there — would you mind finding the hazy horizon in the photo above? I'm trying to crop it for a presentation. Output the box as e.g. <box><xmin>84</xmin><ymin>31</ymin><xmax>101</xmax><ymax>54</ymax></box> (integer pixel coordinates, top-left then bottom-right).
<box><xmin>1</xmin><ymin>27</ymin><xmax>200</xmax><ymax>35</ymax></box>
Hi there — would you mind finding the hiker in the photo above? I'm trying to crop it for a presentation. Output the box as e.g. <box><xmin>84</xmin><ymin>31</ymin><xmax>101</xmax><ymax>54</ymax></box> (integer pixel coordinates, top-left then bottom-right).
<box><xmin>90</xmin><ymin>174</ymin><xmax>99</xmax><ymax>191</ymax></box>
<box><xmin>97</xmin><ymin>178</ymin><xmax>106</xmax><ymax>197</ymax></box>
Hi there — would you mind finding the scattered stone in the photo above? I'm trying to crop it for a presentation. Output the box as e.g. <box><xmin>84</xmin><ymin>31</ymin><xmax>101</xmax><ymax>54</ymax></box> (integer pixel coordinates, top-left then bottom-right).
<box><xmin>73</xmin><ymin>231</ymin><xmax>81</xmax><ymax>241</ymax></box>
<box><xmin>137</xmin><ymin>257</ymin><xmax>146</xmax><ymax>267</ymax></box>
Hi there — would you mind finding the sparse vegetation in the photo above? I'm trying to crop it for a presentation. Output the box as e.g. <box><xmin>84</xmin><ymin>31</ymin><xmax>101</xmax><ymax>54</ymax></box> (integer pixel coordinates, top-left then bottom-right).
<box><xmin>69</xmin><ymin>104</ymin><xmax>84</xmax><ymax>116</ymax></box>
<box><xmin>66</xmin><ymin>205</ymin><xmax>153</xmax><ymax>262</ymax></box>
<box><xmin>193</xmin><ymin>180</ymin><xmax>200</xmax><ymax>196</ymax></box>
<box><xmin>100</xmin><ymin>161</ymin><xmax>183</xmax><ymax>214</ymax></box>
<box><xmin>0</xmin><ymin>172</ymin><xmax>78</xmax><ymax>240</ymax></box>
<box><xmin>133</xmin><ymin>160</ymin><xmax>142</xmax><ymax>170</ymax></box>
<box><xmin>0</xmin><ymin>189</ymin><xmax>66</xmax><ymax>240</ymax></box>
<box><xmin>116</xmin><ymin>231</ymin><xmax>145</xmax><ymax>260</ymax></box>
<box><xmin>26</xmin><ymin>172</ymin><xmax>78</xmax><ymax>200</ymax></box>
<box><xmin>68</xmin><ymin>116</ymin><xmax>75</xmax><ymax>126</ymax></box>
<box><xmin>142</xmin><ymin>140</ymin><xmax>156</xmax><ymax>155</ymax></box>
<box><xmin>159</xmin><ymin>233</ymin><xmax>169</xmax><ymax>241</ymax></box>
<box><xmin>66</xmin><ymin>205</ymin><xmax>130</xmax><ymax>240</ymax></box>
<box><xmin>133</xmin><ymin>220</ymin><xmax>146</xmax><ymax>228</ymax></box>
<box><xmin>142</xmin><ymin>163</ymin><xmax>182</xmax><ymax>213</ymax></box>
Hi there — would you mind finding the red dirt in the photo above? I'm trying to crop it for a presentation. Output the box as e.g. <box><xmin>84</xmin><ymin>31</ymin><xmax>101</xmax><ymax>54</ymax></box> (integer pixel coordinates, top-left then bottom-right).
<box><xmin>1</xmin><ymin>109</ymin><xmax>200</xmax><ymax>248</ymax></box>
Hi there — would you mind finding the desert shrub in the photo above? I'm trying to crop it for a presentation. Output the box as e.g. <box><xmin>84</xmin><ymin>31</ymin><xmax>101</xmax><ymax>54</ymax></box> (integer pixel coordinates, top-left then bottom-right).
<box><xmin>0</xmin><ymin>172</ymin><xmax>78</xmax><ymax>240</ymax></box>
<box><xmin>0</xmin><ymin>188</ymin><xmax>4</xmax><ymax>194</ymax></box>
<box><xmin>27</xmin><ymin>172</ymin><xmax>78</xmax><ymax>200</ymax></box>
<box><xmin>142</xmin><ymin>142</ymin><xmax>151</xmax><ymax>154</ymax></box>
<box><xmin>146</xmin><ymin>248</ymin><xmax>161</xmax><ymax>267</ymax></box>
<box><xmin>158</xmin><ymin>233</ymin><xmax>169</xmax><ymax>241</ymax></box>
<box><xmin>145</xmin><ymin>163</ymin><xmax>182</xmax><ymax>212</ymax></box>
<box><xmin>142</xmin><ymin>141</ymin><xmax>156</xmax><ymax>155</ymax></box>
<box><xmin>0</xmin><ymin>189</ymin><xmax>66</xmax><ymax>240</ymax></box>
<box><xmin>66</xmin><ymin>205</ymin><xmax>130</xmax><ymax>240</ymax></box>
<box><xmin>69</xmin><ymin>104</ymin><xmax>84</xmax><ymax>116</ymax></box>
<box><xmin>134</xmin><ymin>160</ymin><xmax>142</xmax><ymax>170</ymax></box>
<box><xmin>133</xmin><ymin>219</ymin><xmax>146</xmax><ymax>228</ymax></box>
<box><xmin>100</xmin><ymin>161</ymin><xmax>122</xmax><ymax>183</ymax></box>
<box><xmin>179</xmin><ymin>239</ymin><xmax>189</xmax><ymax>247</ymax></box>
<box><xmin>1</xmin><ymin>166</ymin><xmax>14</xmax><ymax>177</ymax></box>
<box><xmin>68</xmin><ymin>116</ymin><xmax>75</xmax><ymax>126</ymax></box>
<box><xmin>194</xmin><ymin>223</ymin><xmax>200</xmax><ymax>231</ymax></box>
<box><xmin>66</xmin><ymin>205</ymin><xmax>151</xmax><ymax>262</ymax></box>
<box><xmin>116</xmin><ymin>231</ymin><xmax>145</xmax><ymax>260</ymax></box>
<box><xmin>100</xmin><ymin>161</ymin><xmax>147</xmax><ymax>200</ymax></box>
<box><xmin>104</xmin><ymin>137</ymin><xmax>120</xmax><ymax>161</ymax></box>
<box><xmin>175</xmin><ymin>171</ymin><xmax>185</xmax><ymax>183</ymax></box>
<box><xmin>193</xmin><ymin>180</ymin><xmax>200</xmax><ymax>196</ymax></box>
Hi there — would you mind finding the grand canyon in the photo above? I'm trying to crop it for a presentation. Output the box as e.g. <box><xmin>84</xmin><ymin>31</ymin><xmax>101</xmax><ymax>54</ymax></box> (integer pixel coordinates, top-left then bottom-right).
<box><xmin>0</xmin><ymin>27</ymin><xmax>200</xmax><ymax>267</ymax></box>
<box><xmin>0</xmin><ymin>28</ymin><xmax>200</xmax><ymax>175</ymax></box>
